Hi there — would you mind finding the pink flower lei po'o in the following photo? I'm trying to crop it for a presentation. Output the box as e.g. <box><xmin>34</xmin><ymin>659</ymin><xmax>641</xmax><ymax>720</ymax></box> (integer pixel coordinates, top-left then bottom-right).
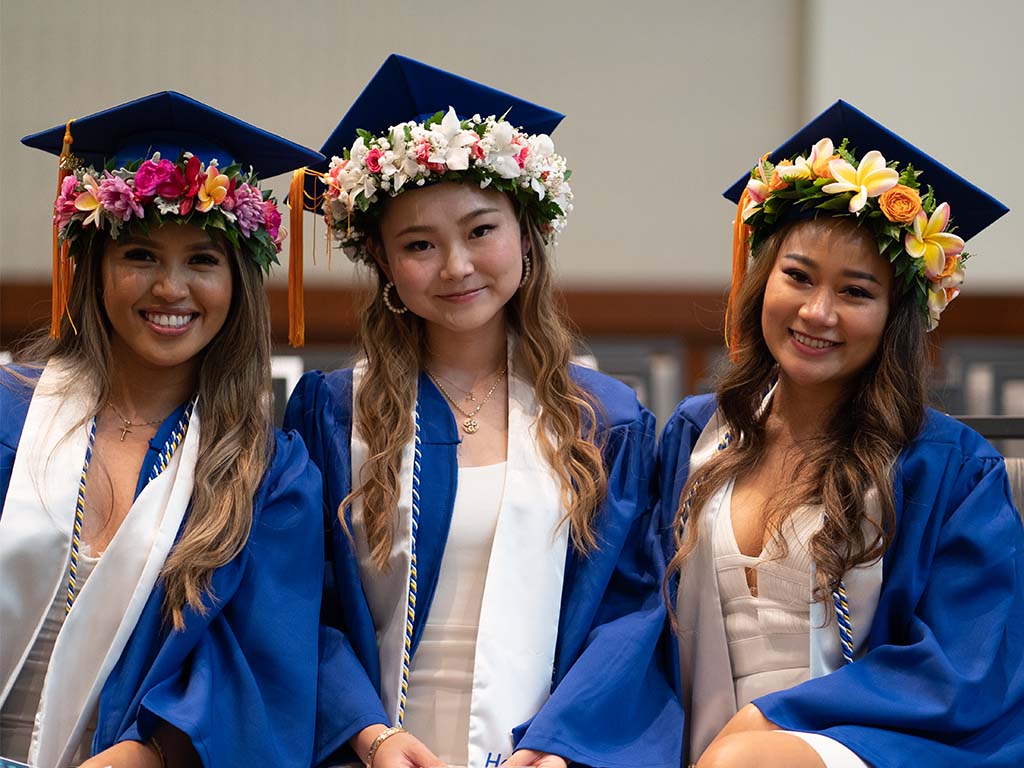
<box><xmin>54</xmin><ymin>152</ymin><xmax>286</xmax><ymax>272</ymax></box>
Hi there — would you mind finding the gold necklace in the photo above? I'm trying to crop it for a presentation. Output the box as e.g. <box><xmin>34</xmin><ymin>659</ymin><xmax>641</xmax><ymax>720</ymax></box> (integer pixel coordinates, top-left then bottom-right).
<box><xmin>106</xmin><ymin>400</ymin><xmax>170</xmax><ymax>442</ymax></box>
<box><xmin>426</xmin><ymin>367</ymin><xmax>507</xmax><ymax>434</ymax></box>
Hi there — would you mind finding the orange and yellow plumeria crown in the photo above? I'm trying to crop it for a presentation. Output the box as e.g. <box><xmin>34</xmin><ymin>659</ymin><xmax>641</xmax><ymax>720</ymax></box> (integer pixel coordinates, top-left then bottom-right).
<box><xmin>734</xmin><ymin>137</ymin><xmax>967</xmax><ymax>332</ymax></box>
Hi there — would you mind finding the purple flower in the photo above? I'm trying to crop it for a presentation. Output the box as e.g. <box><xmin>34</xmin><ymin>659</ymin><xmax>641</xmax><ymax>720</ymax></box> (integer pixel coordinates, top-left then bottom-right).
<box><xmin>97</xmin><ymin>173</ymin><xmax>144</xmax><ymax>222</ymax></box>
<box><xmin>231</xmin><ymin>183</ymin><xmax>265</xmax><ymax>237</ymax></box>
<box><xmin>54</xmin><ymin>174</ymin><xmax>80</xmax><ymax>229</ymax></box>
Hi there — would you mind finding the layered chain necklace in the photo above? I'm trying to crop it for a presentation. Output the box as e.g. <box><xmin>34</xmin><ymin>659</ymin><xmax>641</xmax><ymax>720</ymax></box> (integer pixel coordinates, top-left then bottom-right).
<box><xmin>426</xmin><ymin>366</ymin><xmax>507</xmax><ymax>435</ymax></box>
<box><xmin>107</xmin><ymin>400</ymin><xmax>172</xmax><ymax>441</ymax></box>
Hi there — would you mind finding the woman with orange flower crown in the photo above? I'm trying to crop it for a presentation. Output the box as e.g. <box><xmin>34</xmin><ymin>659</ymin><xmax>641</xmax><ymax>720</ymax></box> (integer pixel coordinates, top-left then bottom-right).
<box><xmin>284</xmin><ymin>55</ymin><xmax>681</xmax><ymax>768</ymax></box>
<box><xmin>0</xmin><ymin>93</ymin><xmax>326</xmax><ymax>768</ymax></box>
<box><xmin>656</xmin><ymin>100</ymin><xmax>1024</xmax><ymax>767</ymax></box>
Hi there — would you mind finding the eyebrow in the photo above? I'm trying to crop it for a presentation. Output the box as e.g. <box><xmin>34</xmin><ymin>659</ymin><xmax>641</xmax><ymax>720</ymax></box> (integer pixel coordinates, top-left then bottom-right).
<box><xmin>118</xmin><ymin>235</ymin><xmax>224</xmax><ymax>252</ymax></box>
<box><xmin>394</xmin><ymin>206</ymin><xmax>502</xmax><ymax>238</ymax></box>
<box><xmin>781</xmin><ymin>253</ymin><xmax>883</xmax><ymax>286</ymax></box>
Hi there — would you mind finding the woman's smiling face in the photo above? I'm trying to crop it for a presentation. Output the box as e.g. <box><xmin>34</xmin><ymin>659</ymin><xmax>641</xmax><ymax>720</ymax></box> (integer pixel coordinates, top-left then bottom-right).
<box><xmin>761</xmin><ymin>218</ymin><xmax>892</xmax><ymax>399</ymax></box>
<box><xmin>376</xmin><ymin>181</ymin><xmax>528</xmax><ymax>339</ymax></box>
<box><xmin>102</xmin><ymin>222</ymin><xmax>233</xmax><ymax>377</ymax></box>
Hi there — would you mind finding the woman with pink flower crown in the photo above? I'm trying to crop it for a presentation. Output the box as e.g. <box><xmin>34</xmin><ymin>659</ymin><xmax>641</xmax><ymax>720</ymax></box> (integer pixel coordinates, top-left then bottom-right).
<box><xmin>284</xmin><ymin>55</ymin><xmax>681</xmax><ymax>768</ymax></box>
<box><xmin>657</xmin><ymin>101</ymin><xmax>1024</xmax><ymax>767</ymax></box>
<box><xmin>0</xmin><ymin>92</ymin><xmax>326</xmax><ymax>768</ymax></box>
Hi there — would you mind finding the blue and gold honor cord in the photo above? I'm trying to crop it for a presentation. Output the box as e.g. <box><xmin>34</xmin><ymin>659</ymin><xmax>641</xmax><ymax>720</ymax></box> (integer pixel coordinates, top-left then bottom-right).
<box><xmin>65</xmin><ymin>400</ymin><xmax>196</xmax><ymax>614</ymax></box>
<box><xmin>396</xmin><ymin>400</ymin><xmax>424</xmax><ymax>726</ymax></box>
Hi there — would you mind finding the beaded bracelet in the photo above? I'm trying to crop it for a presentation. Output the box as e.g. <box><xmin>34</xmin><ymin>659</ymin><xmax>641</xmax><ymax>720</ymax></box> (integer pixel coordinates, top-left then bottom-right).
<box><xmin>365</xmin><ymin>725</ymin><xmax>406</xmax><ymax>767</ymax></box>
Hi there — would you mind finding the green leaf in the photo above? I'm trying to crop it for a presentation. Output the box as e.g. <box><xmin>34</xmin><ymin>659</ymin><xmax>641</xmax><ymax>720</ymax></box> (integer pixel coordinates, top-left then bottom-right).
<box><xmin>816</xmin><ymin>195</ymin><xmax>851</xmax><ymax>211</ymax></box>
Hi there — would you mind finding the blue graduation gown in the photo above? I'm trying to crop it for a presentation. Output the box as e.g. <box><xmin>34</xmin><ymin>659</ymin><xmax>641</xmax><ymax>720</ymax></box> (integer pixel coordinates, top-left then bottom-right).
<box><xmin>0</xmin><ymin>368</ymin><xmax>324</xmax><ymax>768</ymax></box>
<box><xmin>284</xmin><ymin>365</ymin><xmax>683</xmax><ymax>768</ymax></box>
<box><xmin>657</xmin><ymin>394</ymin><xmax>1024</xmax><ymax>767</ymax></box>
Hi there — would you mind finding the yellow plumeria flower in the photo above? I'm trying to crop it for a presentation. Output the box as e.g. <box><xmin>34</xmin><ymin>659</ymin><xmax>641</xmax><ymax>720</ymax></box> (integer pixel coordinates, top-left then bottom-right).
<box><xmin>822</xmin><ymin>150</ymin><xmax>898</xmax><ymax>213</ymax></box>
<box><xmin>904</xmin><ymin>202</ymin><xmax>965</xmax><ymax>279</ymax></box>
<box><xmin>196</xmin><ymin>164</ymin><xmax>230</xmax><ymax>213</ymax></box>
<box><xmin>73</xmin><ymin>174</ymin><xmax>104</xmax><ymax>227</ymax></box>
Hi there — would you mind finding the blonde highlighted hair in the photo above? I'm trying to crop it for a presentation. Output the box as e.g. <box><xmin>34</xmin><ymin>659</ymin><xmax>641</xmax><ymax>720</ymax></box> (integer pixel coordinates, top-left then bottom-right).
<box><xmin>11</xmin><ymin>229</ymin><xmax>273</xmax><ymax>630</ymax></box>
<box><xmin>667</xmin><ymin>218</ymin><xmax>927</xmax><ymax>606</ymax></box>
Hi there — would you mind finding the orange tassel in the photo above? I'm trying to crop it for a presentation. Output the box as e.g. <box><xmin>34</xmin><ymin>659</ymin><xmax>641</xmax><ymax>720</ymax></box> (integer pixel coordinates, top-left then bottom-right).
<box><xmin>287</xmin><ymin>168</ymin><xmax>306</xmax><ymax>347</ymax></box>
<box><xmin>725</xmin><ymin>188</ymin><xmax>752</xmax><ymax>361</ymax></box>
<box><xmin>51</xmin><ymin>120</ymin><xmax>75</xmax><ymax>339</ymax></box>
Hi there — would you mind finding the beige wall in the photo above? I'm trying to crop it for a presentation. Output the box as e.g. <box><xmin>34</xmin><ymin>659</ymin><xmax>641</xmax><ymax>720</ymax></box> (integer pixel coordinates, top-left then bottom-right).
<box><xmin>1</xmin><ymin>0</ymin><xmax>1019</xmax><ymax>292</ymax></box>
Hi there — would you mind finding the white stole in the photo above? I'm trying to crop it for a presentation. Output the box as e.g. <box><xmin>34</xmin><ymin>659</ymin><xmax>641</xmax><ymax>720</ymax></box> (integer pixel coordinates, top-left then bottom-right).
<box><xmin>350</xmin><ymin>362</ymin><xmax>568</xmax><ymax>768</ymax></box>
<box><xmin>674</xmin><ymin>407</ymin><xmax>883</xmax><ymax>763</ymax></box>
<box><xmin>0</xmin><ymin>361</ymin><xmax>200</xmax><ymax>768</ymax></box>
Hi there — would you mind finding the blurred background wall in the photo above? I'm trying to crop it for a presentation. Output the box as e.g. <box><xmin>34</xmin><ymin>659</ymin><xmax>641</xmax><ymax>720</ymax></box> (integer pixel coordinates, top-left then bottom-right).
<box><xmin>3</xmin><ymin>0</ymin><xmax>1023</xmax><ymax>445</ymax></box>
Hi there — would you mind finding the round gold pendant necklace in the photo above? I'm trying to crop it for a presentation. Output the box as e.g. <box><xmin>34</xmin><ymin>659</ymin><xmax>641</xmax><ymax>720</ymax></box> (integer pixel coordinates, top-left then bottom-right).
<box><xmin>426</xmin><ymin>367</ymin><xmax>507</xmax><ymax>434</ymax></box>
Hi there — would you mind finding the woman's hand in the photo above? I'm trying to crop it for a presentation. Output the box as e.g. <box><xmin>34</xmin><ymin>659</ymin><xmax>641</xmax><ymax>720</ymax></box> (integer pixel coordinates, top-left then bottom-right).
<box><xmin>79</xmin><ymin>739</ymin><xmax>161</xmax><ymax>768</ymax></box>
<box><xmin>504</xmin><ymin>749</ymin><xmax>568</xmax><ymax>768</ymax></box>
<box><xmin>351</xmin><ymin>724</ymin><xmax>444</xmax><ymax>768</ymax></box>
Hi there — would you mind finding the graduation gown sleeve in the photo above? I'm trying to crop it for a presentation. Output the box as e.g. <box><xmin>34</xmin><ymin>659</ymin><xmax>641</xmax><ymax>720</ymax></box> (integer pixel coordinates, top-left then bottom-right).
<box><xmin>283</xmin><ymin>370</ymin><xmax>390</xmax><ymax>766</ymax></box>
<box><xmin>94</xmin><ymin>429</ymin><xmax>325</xmax><ymax>768</ymax></box>
<box><xmin>510</xmin><ymin>368</ymin><xmax>683</xmax><ymax>768</ymax></box>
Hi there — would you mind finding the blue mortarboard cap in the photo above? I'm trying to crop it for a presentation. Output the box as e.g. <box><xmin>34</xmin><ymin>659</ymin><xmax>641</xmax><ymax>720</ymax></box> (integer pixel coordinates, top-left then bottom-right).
<box><xmin>22</xmin><ymin>91</ymin><xmax>323</xmax><ymax>178</ymax></box>
<box><xmin>724</xmin><ymin>100</ymin><xmax>1008</xmax><ymax>241</ymax></box>
<box><xmin>301</xmin><ymin>53</ymin><xmax>565</xmax><ymax>208</ymax></box>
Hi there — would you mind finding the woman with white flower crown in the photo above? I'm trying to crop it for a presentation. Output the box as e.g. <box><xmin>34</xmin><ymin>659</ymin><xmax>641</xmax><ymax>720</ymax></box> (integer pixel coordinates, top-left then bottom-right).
<box><xmin>658</xmin><ymin>100</ymin><xmax>1024</xmax><ymax>767</ymax></box>
<box><xmin>284</xmin><ymin>55</ymin><xmax>681</xmax><ymax>768</ymax></box>
<box><xmin>0</xmin><ymin>92</ymin><xmax>325</xmax><ymax>768</ymax></box>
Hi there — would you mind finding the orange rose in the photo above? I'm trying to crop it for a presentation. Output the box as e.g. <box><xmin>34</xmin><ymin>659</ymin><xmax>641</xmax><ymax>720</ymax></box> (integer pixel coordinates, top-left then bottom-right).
<box><xmin>879</xmin><ymin>184</ymin><xmax>922</xmax><ymax>223</ymax></box>
<box><xmin>811</xmin><ymin>153</ymin><xmax>839</xmax><ymax>179</ymax></box>
<box><xmin>769</xmin><ymin>161</ymin><xmax>790</xmax><ymax>191</ymax></box>
<box><xmin>938</xmin><ymin>253</ymin><xmax>961</xmax><ymax>281</ymax></box>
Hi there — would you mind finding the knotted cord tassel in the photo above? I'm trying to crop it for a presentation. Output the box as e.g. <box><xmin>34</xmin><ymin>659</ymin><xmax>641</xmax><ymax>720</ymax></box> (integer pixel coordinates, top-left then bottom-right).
<box><xmin>287</xmin><ymin>168</ymin><xmax>306</xmax><ymax>347</ymax></box>
<box><xmin>725</xmin><ymin>187</ymin><xmax>752</xmax><ymax>362</ymax></box>
<box><xmin>51</xmin><ymin>120</ymin><xmax>76</xmax><ymax>339</ymax></box>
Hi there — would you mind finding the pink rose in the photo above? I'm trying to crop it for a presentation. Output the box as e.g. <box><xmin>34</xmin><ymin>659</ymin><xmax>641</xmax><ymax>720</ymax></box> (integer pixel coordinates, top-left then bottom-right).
<box><xmin>415</xmin><ymin>140</ymin><xmax>431</xmax><ymax>166</ymax></box>
<box><xmin>54</xmin><ymin>174</ymin><xmax>80</xmax><ymax>229</ymax></box>
<box><xmin>263</xmin><ymin>201</ymin><xmax>282</xmax><ymax>242</ymax></box>
<box><xmin>471</xmin><ymin>140</ymin><xmax>485</xmax><ymax>161</ymax></box>
<box><xmin>134</xmin><ymin>158</ymin><xmax>178</xmax><ymax>198</ymax></box>
<box><xmin>516</xmin><ymin>145</ymin><xmax>529</xmax><ymax>169</ymax></box>
<box><xmin>365</xmin><ymin>148</ymin><xmax>383</xmax><ymax>173</ymax></box>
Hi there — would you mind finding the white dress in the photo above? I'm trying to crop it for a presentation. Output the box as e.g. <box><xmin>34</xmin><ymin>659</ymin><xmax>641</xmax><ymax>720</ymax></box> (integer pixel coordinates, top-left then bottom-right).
<box><xmin>0</xmin><ymin>548</ymin><xmax>100</xmax><ymax>766</ymax></box>
<box><xmin>709</xmin><ymin>479</ymin><xmax>868</xmax><ymax>768</ymax></box>
<box><xmin>402</xmin><ymin>462</ymin><xmax>507</xmax><ymax>768</ymax></box>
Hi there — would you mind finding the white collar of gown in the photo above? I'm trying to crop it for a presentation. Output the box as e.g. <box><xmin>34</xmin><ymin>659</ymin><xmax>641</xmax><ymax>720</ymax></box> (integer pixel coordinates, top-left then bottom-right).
<box><xmin>350</xmin><ymin>355</ymin><xmax>568</xmax><ymax>768</ymax></box>
<box><xmin>674</xmin><ymin>399</ymin><xmax>883</xmax><ymax>762</ymax></box>
<box><xmin>0</xmin><ymin>360</ymin><xmax>200</xmax><ymax>767</ymax></box>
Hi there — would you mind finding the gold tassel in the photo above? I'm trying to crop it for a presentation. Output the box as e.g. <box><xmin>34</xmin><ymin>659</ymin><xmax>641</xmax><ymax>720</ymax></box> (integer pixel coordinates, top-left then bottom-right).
<box><xmin>51</xmin><ymin>120</ymin><xmax>76</xmax><ymax>339</ymax></box>
<box><xmin>724</xmin><ymin>187</ymin><xmax>752</xmax><ymax>362</ymax></box>
<box><xmin>287</xmin><ymin>168</ymin><xmax>306</xmax><ymax>347</ymax></box>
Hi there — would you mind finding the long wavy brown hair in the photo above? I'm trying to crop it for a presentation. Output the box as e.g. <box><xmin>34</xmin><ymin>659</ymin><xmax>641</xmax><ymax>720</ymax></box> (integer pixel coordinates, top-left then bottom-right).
<box><xmin>667</xmin><ymin>218</ymin><xmax>927</xmax><ymax>604</ymax></box>
<box><xmin>11</xmin><ymin>227</ymin><xmax>273</xmax><ymax>630</ymax></box>
<box><xmin>345</xmin><ymin>209</ymin><xmax>608</xmax><ymax>569</ymax></box>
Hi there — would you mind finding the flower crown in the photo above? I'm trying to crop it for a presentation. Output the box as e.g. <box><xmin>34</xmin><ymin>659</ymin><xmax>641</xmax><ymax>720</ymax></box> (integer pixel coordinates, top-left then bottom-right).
<box><xmin>740</xmin><ymin>138</ymin><xmax>967</xmax><ymax>330</ymax></box>
<box><xmin>55</xmin><ymin>152</ymin><xmax>286</xmax><ymax>272</ymax></box>
<box><xmin>321</xmin><ymin>107</ymin><xmax>573</xmax><ymax>263</ymax></box>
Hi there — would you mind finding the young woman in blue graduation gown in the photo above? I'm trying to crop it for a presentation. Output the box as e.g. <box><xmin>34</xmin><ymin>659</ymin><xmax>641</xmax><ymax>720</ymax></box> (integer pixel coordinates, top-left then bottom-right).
<box><xmin>658</xmin><ymin>103</ymin><xmax>1024</xmax><ymax>768</ymax></box>
<box><xmin>0</xmin><ymin>93</ymin><xmax>325</xmax><ymax>768</ymax></box>
<box><xmin>284</xmin><ymin>55</ymin><xmax>681</xmax><ymax>768</ymax></box>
